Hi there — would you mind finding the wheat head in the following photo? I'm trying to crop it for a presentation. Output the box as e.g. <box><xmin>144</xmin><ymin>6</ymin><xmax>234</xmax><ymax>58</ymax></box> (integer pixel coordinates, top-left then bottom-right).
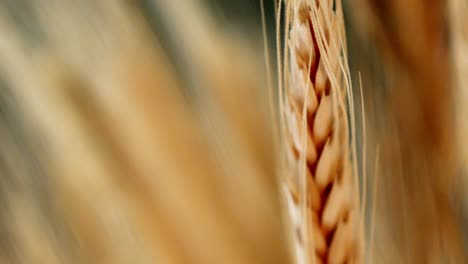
<box><xmin>281</xmin><ymin>1</ymin><xmax>362</xmax><ymax>263</ymax></box>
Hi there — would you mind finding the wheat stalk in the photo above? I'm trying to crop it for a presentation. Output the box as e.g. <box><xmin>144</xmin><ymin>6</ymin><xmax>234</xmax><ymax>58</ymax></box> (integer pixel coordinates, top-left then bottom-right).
<box><xmin>281</xmin><ymin>1</ymin><xmax>362</xmax><ymax>263</ymax></box>
<box><xmin>346</xmin><ymin>0</ymin><xmax>467</xmax><ymax>262</ymax></box>
<box><xmin>450</xmin><ymin>0</ymin><xmax>468</xmax><ymax>184</ymax></box>
<box><xmin>0</xmin><ymin>1</ymin><xmax>292</xmax><ymax>263</ymax></box>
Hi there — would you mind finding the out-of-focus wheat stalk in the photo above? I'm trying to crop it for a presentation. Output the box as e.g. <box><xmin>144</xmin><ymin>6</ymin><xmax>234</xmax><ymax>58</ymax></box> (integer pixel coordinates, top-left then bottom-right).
<box><xmin>450</xmin><ymin>0</ymin><xmax>468</xmax><ymax>179</ymax></box>
<box><xmin>347</xmin><ymin>0</ymin><xmax>467</xmax><ymax>262</ymax></box>
<box><xmin>0</xmin><ymin>1</ymin><xmax>291</xmax><ymax>263</ymax></box>
<box><xmin>280</xmin><ymin>1</ymin><xmax>362</xmax><ymax>263</ymax></box>
<box><xmin>449</xmin><ymin>0</ymin><xmax>468</xmax><ymax>248</ymax></box>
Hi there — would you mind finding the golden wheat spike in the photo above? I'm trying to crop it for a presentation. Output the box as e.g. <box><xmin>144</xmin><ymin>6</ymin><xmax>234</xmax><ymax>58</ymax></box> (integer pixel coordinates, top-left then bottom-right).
<box><xmin>281</xmin><ymin>1</ymin><xmax>361</xmax><ymax>263</ymax></box>
<box><xmin>1</xmin><ymin>0</ymin><xmax>468</xmax><ymax>263</ymax></box>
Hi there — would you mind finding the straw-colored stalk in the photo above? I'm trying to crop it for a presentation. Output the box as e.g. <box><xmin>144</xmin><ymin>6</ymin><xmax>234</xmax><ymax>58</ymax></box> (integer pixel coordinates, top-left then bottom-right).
<box><xmin>281</xmin><ymin>1</ymin><xmax>361</xmax><ymax>263</ymax></box>
<box><xmin>348</xmin><ymin>0</ymin><xmax>467</xmax><ymax>262</ymax></box>
<box><xmin>450</xmin><ymin>0</ymin><xmax>468</xmax><ymax>192</ymax></box>
<box><xmin>0</xmin><ymin>1</ymin><xmax>291</xmax><ymax>263</ymax></box>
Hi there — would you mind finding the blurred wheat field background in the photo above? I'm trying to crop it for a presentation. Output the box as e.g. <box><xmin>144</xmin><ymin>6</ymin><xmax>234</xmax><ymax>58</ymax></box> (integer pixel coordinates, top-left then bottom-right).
<box><xmin>0</xmin><ymin>0</ymin><xmax>466</xmax><ymax>263</ymax></box>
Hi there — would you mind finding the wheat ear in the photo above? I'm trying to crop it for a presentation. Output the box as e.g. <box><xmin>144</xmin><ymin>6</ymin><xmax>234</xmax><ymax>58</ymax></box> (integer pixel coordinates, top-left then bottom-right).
<box><xmin>282</xmin><ymin>1</ymin><xmax>361</xmax><ymax>263</ymax></box>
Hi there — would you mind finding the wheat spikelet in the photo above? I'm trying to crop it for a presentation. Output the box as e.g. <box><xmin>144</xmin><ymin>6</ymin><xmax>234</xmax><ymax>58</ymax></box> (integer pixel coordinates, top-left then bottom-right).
<box><xmin>281</xmin><ymin>1</ymin><xmax>361</xmax><ymax>263</ymax></box>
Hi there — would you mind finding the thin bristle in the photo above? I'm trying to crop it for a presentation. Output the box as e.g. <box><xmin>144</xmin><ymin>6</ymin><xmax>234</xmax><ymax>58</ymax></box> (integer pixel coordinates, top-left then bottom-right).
<box><xmin>260</xmin><ymin>0</ymin><xmax>278</xmax><ymax>147</ymax></box>
<box><xmin>358</xmin><ymin>73</ymin><xmax>367</xmax><ymax>257</ymax></box>
<box><xmin>368</xmin><ymin>145</ymin><xmax>380</xmax><ymax>264</ymax></box>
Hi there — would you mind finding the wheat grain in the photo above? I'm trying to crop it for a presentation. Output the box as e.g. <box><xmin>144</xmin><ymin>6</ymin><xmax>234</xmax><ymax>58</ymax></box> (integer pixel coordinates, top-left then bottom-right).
<box><xmin>282</xmin><ymin>1</ymin><xmax>361</xmax><ymax>263</ymax></box>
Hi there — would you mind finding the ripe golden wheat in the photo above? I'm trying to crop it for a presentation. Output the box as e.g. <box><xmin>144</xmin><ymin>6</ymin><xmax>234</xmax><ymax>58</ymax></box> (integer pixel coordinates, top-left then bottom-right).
<box><xmin>281</xmin><ymin>1</ymin><xmax>361</xmax><ymax>263</ymax></box>
<box><xmin>0</xmin><ymin>0</ymin><xmax>467</xmax><ymax>263</ymax></box>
